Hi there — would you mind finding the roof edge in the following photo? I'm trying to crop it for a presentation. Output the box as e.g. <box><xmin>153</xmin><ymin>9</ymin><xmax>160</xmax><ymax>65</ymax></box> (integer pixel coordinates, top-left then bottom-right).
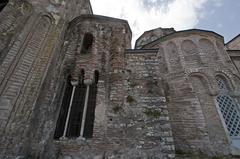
<box><xmin>69</xmin><ymin>14</ymin><xmax>132</xmax><ymax>36</ymax></box>
<box><xmin>141</xmin><ymin>28</ymin><xmax>224</xmax><ymax>48</ymax></box>
<box><xmin>226</xmin><ymin>34</ymin><xmax>240</xmax><ymax>45</ymax></box>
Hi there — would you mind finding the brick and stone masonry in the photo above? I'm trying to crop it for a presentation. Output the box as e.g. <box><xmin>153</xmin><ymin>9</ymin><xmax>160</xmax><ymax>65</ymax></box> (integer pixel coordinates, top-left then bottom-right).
<box><xmin>1</xmin><ymin>0</ymin><xmax>240</xmax><ymax>159</ymax></box>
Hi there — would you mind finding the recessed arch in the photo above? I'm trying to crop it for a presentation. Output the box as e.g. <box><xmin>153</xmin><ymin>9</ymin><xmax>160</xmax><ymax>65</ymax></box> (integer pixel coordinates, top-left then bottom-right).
<box><xmin>39</xmin><ymin>12</ymin><xmax>55</xmax><ymax>24</ymax></box>
<box><xmin>215</xmin><ymin>72</ymin><xmax>234</xmax><ymax>91</ymax></box>
<box><xmin>199</xmin><ymin>38</ymin><xmax>215</xmax><ymax>53</ymax></box>
<box><xmin>199</xmin><ymin>38</ymin><xmax>219</xmax><ymax>61</ymax></box>
<box><xmin>181</xmin><ymin>40</ymin><xmax>201</xmax><ymax>66</ymax></box>
<box><xmin>166</xmin><ymin>41</ymin><xmax>182</xmax><ymax>72</ymax></box>
<box><xmin>189</xmin><ymin>72</ymin><xmax>212</xmax><ymax>93</ymax></box>
<box><xmin>189</xmin><ymin>71</ymin><xmax>231</xmax><ymax>153</ymax></box>
<box><xmin>181</xmin><ymin>40</ymin><xmax>198</xmax><ymax>55</ymax></box>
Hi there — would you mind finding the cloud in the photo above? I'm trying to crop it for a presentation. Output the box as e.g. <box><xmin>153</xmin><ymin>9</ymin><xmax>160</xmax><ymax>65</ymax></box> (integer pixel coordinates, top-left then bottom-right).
<box><xmin>90</xmin><ymin>0</ymin><xmax>208</xmax><ymax>46</ymax></box>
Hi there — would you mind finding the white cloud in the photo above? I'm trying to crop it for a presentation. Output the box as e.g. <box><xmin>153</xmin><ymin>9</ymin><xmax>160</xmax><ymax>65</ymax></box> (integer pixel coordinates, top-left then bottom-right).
<box><xmin>90</xmin><ymin>0</ymin><xmax>208</xmax><ymax>46</ymax></box>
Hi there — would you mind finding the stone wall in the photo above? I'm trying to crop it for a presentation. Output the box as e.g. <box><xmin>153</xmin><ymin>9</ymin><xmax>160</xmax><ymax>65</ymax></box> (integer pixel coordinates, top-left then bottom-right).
<box><xmin>1</xmin><ymin>0</ymin><xmax>240</xmax><ymax>158</ymax></box>
<box><xmin>124</xmin><ymin>49</ymin><xmax>175</xmax><ymax>158</ymax></box>
<box><xmin>0</xmin><ymin>0</ymin><xmax>93</xmax><ymax>158</ymax></box>
<box><xmin>0</xmin><ymin>0</ymin><xmax>32</xmax><ymax>64</ymax></box>
<box><xmin>158</xmin><ymin>31</ymin><xmax>239</xmax><ymax>156</ymax></box>
<box><xmin>226</xmin><ymin>35</ymin><xmax>240</xmax><ymax>50</ymax></box>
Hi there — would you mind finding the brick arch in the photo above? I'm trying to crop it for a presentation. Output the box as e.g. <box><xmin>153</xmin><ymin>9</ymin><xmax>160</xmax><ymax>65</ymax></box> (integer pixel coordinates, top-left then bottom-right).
<box><xmin>189</xmin><ymin>72</ymin><xmax>231</xmax><ymax>154</ymax></box>
<box><xmin>181</xmin><ymin>40</ymin><xmax>198</xmax><ymax>54</ymax></box>
<box><xmin>39</xmin><ymin>12</ymin><xmax>55</xmax><ymax>24</ymax></box>
<box><xmin>199</xmin><ymin>38</ymin><xmax>215</xmax><ymax>52</ymax></box>
<box><xmin>199</xmin><ymin>38</ymin><xmax>219</xmax><ymax>61</ymax></box>
<box><xmin>215</xmin><ymin>72</ymin><xmax>234</xmax><ymax>91</ymax></box>
<box><xmin>188</xmin><ymin>72</ymin><xmax>213</xmax><ymax>93</ymax></box>
<box><xmin>233</xmin><ymin>74</ymin><xmax>240</xmax><ymax>91</ymax></box>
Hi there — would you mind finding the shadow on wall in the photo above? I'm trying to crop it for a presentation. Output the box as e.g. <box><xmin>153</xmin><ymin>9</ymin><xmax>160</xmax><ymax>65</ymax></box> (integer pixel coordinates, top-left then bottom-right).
<box><xmin>0</xmin><ymin>0</ymin><xmax>8</xmax><ymax>12</ymax></box>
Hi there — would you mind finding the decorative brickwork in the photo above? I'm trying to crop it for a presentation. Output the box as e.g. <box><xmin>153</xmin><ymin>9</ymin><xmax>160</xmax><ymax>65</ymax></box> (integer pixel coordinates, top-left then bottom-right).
<box><xmin>1</xmin><ymin>0</ymin><xmax>240</xmax><ymax>159</ymax></box>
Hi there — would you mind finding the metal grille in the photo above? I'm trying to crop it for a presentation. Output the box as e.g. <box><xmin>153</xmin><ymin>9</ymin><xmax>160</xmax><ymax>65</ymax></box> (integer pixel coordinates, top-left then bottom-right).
<box><xmin>217</xmin><ymin>94</ymin><xmax>240</xmax><ymax>136</ymax></box>
<box><xmin>216</xmin><ymin>77</ymin><xmax>227</xmax><ymax>90</ymax></box>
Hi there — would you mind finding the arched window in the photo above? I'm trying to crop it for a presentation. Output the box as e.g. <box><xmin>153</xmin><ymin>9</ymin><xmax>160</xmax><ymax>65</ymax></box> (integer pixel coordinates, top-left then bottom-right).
<box><xmin>0</xmin><ymin>0</ymin><xmax>8</xmax><ymax>12</ymax></box>
<box><xmin>54</xmin><ymin>71</ymin><xmax>99</xmax><ymax>139</ymax></box>
<box><xmin>83</xmin><ymin>71</ymin><xmax>99</xmax><ymax>138</ymax></box>
<box><xmin>81</xmin><ymin>33</ymin><xmax>93</xmax><ymax>54</ymax></box>
<box><xmin>54</xmin><ymin>76</ymin><xmax>73</xmax><ymax>139</ymax></box>
<box><xmin>216</xmin><ymin>76</ymin><xmax>240</xmax><ymax>137</ymax></box>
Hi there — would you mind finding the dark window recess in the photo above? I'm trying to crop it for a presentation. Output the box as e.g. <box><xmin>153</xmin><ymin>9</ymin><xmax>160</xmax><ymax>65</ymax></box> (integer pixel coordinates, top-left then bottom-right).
<box><xmin>54</xmin><ymin>79</ymin><xmax>73</xmax><ymax>139</ymax></box>
<box><xmin>81</xmin><ymin>33</ymin><xmax>93</xmax><ymax>54</ymax></box>
<box><xmin>0</xmin><ymin>0</ymin><xmax>8</xmax><ymax>12</ymax></box>
<box><xmin>80</xmin><ymin>69</ymin><xmax>85</xmax><ymax>84</ymax></box>
<box><xmin>83</xmin><ymin>84</ymin><xmax>98</xmax><ymax>138</ymax></box>
<box><xmin>94</xmin><ymin>70</ymin><xmax>99</xmax><ymax>84</ymax></box>
<box><xmin>66</xmin><ymin>84</ymin><xmax>86</xmax><ymax>138</ymax></box>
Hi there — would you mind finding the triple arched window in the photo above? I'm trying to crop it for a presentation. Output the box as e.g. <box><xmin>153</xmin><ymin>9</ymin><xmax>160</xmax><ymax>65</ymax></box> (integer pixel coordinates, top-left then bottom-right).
<box><xmin>54</xmin><ymin>71</ymin><xmax>99</xmax><ymax>139</ymax></box>
<box><xmin>216</xmin><ymin>76</ymin><xmax>240</xmax><ymax>137</ymax></box>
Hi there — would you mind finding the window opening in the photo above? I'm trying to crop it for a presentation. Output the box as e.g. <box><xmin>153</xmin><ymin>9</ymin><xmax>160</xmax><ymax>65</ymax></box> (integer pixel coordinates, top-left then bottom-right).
<box><xmin>94</xmin><ymin>70</ymin><xmax>99</xmax><ymax>84</ymax></box>
<box><xmin>66</xmin><ymin>84</ymin><xmax>86</xmax><ymax>137</ymax></box>
<box><xmin>81</xmin><ymin>33</ymin><xmax>93</xmax><ymax>54</ymax></box>
<box><xmin>83</xmin><ymin>82</ymin><xmax>97</xmax><ymax>138</ymax></box>
<box><xmin>216</xmin><ymin>77</ymin><xmax>228</xmax><ymax>90</ymax></box>
<box><xmin>216</xmin><ymin>76</ymin><xmax>240</xmax><ymax>137</ymax></box>
<box><xmin>54</xmin><ymin>76</ymin><xmax>73</xmax><ymax>139</ymax></box>
<box><xmin>54</xmin><ymin>71</ymin><xmax>99</xmax><ymax>139</ymax></box>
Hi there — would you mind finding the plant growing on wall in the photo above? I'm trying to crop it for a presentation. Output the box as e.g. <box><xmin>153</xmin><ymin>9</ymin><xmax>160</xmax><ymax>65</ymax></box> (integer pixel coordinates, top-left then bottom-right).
<box><xmin>126</xmin><ymin>95</ymin><xmax>135</xmax><ymax>103</ymax></box>
<box><xmin>143</xmin><ymin>108</ymin><xmax>161</xmax><ymax>118</ymax></box>
<box><xmin>112</xmin><ymin>105</ymin><xmax>123</xmax><ymax>113</ymax></box>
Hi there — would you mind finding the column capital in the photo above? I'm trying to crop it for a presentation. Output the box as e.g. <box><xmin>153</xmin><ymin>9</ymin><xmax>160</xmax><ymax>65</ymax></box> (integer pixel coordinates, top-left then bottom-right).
<box><xmin>84</xmin><ymin>79</ymin><xmax>93</xmax><ymax>85</ymax></box>
<box><xmin>71</xmin><ymin>80</ymin><xmax>79</xmax><ymax>86</ymax></box>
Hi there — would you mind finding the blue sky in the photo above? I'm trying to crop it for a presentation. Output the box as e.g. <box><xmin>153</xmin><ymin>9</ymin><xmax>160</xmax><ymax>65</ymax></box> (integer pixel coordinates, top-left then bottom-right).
<box><xmin>90</xmin><ymin>0</ymin><xmax>240</xmax><ymax>44</ymax></box>
<box><xmin>197</xmin><ymin>0</ymin><xmax>240</xmax><ymax>43</ymax></box>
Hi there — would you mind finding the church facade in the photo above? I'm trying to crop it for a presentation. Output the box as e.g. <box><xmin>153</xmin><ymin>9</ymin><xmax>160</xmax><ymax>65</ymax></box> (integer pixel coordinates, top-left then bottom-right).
<box><xmin>1</xmin><ymin>0</ymin><xmax>240</xmax><ymax>158</ymax></box>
